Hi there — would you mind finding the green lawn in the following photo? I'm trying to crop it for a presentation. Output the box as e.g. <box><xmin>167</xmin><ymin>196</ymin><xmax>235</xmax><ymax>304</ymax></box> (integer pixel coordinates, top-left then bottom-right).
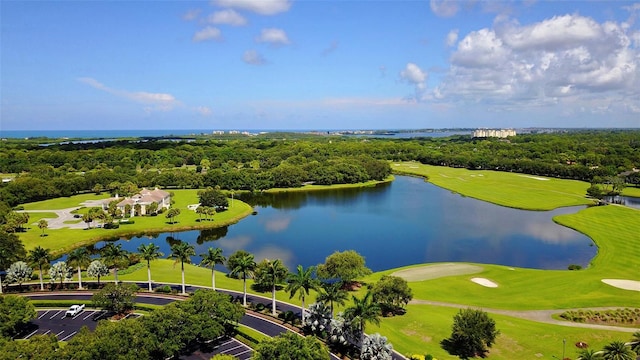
<box><xmin>21</xmin><ymin>193</ymin><xmax>108</xmax><ymax>210</ymax></box>
<box><xmin>392</xmin><ymin>162</ymin><xmax>592</xmax><ymax>210</ymax></box>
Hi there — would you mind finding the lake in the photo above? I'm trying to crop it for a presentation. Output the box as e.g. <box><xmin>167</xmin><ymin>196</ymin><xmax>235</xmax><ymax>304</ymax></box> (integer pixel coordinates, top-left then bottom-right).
<box><xmin>87</xmin><ymin>176</ymin><xmax>596</xmax><ymax>272</ymax></box>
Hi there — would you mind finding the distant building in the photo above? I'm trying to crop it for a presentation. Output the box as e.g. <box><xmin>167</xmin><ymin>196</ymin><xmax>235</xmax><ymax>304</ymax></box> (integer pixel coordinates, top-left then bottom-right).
<box><xmin>99</xmin><ymin>188</ymin><xmax>171</xmax><ymax>217</ymax></box>
<box><xmin>473</xmin><ymin>129</ymin><xmax>516</xmax><ymax>138</ymax></box>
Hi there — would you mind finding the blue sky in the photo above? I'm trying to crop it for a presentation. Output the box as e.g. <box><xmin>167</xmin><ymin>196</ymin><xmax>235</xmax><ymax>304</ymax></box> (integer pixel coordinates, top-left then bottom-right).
<box><xmin>2</xmin><ymin>0</ymin><xmax>639</xmax><ymax>131</ymax></box>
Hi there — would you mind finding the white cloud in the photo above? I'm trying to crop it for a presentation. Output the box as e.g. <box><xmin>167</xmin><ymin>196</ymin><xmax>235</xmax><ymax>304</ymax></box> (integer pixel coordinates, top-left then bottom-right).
<box><xmin>243</xmin><ymin>49</ymin><xmax>267</xmax><ymax>65</ymax></box>
<box><xmin>195</xmin><ymin>106</ymin><xmax>213</xmax><ymax>116</ymax></box>
<box><xmin>446</xmin><ymin>29</ymin><xmax>459</xmax><ymax>47</ymax></box>
<box><xmin>400</xmin><ymin>63</ymin><xmax>428</xmax><ymax>101</ymax></box>
<box><xmin>433</xmin><ymin>14</ymin><xmax>640</xmax><ymax>113</ymax></box>
<box><xmin>182</xmin><ymin>8</ymin><xmax>201</xmax><ymax>21</ymax></box>
<box><xmin>78</xmin><ymin>77</ymin><xmax>179</xmax><ymax>112</ymax></box>
<box><xmin>430</xmin><ymin>0</ymin><xmax>460</xmax><ymax>17</ymax></box>
<box><xmin>256</xmin><ymin>28</ymin><xmax>290</xmax><ymax>46</ymax></box>
<box><xmin>208</xmin><ymin>9</ymin><xmax>247</xmax><ymax>26</ymax></box>
<box><xmin>213</xmin><ymin>0</ymin><xmax>291</xmax><ymax>15</ymax></box>
<box><xmin>193</xmin><ymin>26</ymin><xmax>223</xmax><ymax>42</ymax></box>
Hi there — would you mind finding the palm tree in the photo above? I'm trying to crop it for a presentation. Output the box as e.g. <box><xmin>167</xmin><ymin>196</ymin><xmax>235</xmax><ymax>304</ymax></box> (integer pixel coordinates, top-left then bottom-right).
<box><xmin>169</xmin><ymin>241</ymin><xmax>195</xmax><ymax>294</ymax></box>
<box><xmin>27</xmin><ymin>246</ymin><xmax>51</xmax><ymax>291</ymax></box>
<box><xmin>262</xmin><ymin>259</ymin><xmax>289</xmax><ymax>315</ymax></box>
<box><xmin>317</xmin><ymin>281</ymin><xmax>348</xmax><ymax>317</ymax></box>
<box><xmin>67</xmin><ymin>247</ymin><xmax>91</xmax><ymax>289</ymax></box>
<box><xmin>343</xmin><ymin>291</ymin><xmax>381</xmax><ymax>352</ymax></box>
<box><xmin>630</xmin><ymin>331</ymin><xmax>640</xmax><ymax>354</ymax></box>
<box><xmin>137</xmin><ymin>243</ymin><xmax>164</xmax><ymax>292</ymax></box>
<box><xmin>199</xmin><ymin>247</ymin><xmax>226</xmax><ymax>291</ymax></box>
<box><xmin>38</xmin><ymin>219</ymin><xmax>48</xmax><ymax>237</ymax></box>
<box><xmin>228</xmin><ymin>251</ymin><xmax>256</xmax><ymax>307</ymax></box>
<box><xmin>602</xmin><ymin>340</ymin><xmax>635</xmax><ymax>360</ymax></box>
<box><xmin>578</xmin><ymin>348</ymin><xmax>603</xmax><ymax>360</ymax></box>
<box><xmin>100</xmin><ymin>243</ymin><xmax>129</xmax><ymax>285</ymax></box>
<box><xmin>285</xmin><ymin>265</ymin><xmax>320</xmax><ymax>324</ymax></box>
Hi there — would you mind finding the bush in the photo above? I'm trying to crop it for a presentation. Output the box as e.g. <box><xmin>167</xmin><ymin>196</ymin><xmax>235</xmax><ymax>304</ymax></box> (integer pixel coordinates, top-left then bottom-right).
<box><xmin>119</xmin><ymin>219</ymin><xmax>135</xmax><ymax>225</ymax></box>
<box><xmin>154</xmin><ymin>285</ymin><xmax>172</xmax><ymax>293</ymax></box>
<box><xmin>567</xmin><ymin>264</ymin><xmax>582</xmax><ymax>270</ymax></box>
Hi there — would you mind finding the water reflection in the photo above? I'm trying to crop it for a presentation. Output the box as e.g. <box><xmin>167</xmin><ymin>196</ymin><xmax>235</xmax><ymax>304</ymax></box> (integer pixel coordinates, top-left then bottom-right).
<box><xmin>77</xmin><ymin>176</ymin><xmax>596</xmax><ymax>271</ymax></box>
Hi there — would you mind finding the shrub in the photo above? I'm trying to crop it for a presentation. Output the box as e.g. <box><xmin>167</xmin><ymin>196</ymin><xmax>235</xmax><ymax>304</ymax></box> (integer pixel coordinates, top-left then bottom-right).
<box><xmin>567</xmin><ymin>264</ymin><xmax>582</xmax><ymax>270</ymax></box>
<box><xmin>154</xmin><ymin>285</ymin><xmax>172</xmax><ymax>293</ymax></box>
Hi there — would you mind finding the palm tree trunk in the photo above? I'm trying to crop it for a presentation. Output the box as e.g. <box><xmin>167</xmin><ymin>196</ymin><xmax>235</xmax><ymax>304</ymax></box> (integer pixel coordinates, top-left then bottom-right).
<box><xmin>0</xmin><ymin>274</ymin><xmax>3</xmax><ymax>294</ymax></box>
<box><xmin>39</xmin><ymin>265</ymin><xmax>44</xmax><ymax>290</ymax></box>
<box><xmin>211</xmin><ymin>268</ymin><xmax>215</xmax><ymax>291</ymax></box>
<box><xmin>243</xmin><ymin>275</ymin><xmax>247</xmax><ymax>307</ymax></box>
<box><xmin>272</xmin><ymin>285</ymin><xmax>277</xmax><ymax>316</ymax></box>
<box><xmin>301</xmin><ymin>295</ymin><xmax>306</xmax><ymax>323</ymax></box>
<box><xmin>147</xmin><ymin>262</ymin><xmax>152</xmax><ymax>292</ymax></box>
<box><xmin>181</xmin><ymin>262</ymin><xmax>186</xmax><ymax>294</ymax></box>
<box><xmin>77</xmin><ymin>266</ymin><xmax>83</xmax><ymax>289</ymax></box>
<box><xmin>114</xmin><ymin>266</ymin><xmax>119</xmax><ymax>284</ymax></box>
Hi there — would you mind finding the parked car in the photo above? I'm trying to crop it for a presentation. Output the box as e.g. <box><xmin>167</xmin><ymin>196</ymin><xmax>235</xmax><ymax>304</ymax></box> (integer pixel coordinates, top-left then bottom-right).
<box><xmin>65</xmin><ymin>304</ymin><xmax>85</xmax><ymax>317</ymax></box>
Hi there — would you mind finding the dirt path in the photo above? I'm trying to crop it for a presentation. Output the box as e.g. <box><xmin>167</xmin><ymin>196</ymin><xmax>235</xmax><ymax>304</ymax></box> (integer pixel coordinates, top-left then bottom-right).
<box><xmin>410</xmin><ymin>299</ymin><xmax>638</xmax><ymax>333</ymax></box>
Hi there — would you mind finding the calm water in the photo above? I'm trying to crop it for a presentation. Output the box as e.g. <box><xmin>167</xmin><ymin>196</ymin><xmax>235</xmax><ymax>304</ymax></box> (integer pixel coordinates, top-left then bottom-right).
<box><xmin>86</xmin><ymin>176</ymin><xmax>595</xmax><ymax>272</ymax></box>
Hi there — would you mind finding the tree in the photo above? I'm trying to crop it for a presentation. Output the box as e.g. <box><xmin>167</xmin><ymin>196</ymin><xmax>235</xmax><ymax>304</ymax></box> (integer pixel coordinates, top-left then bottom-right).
<box><xmin>0</xmin><ymin>295</ymin><xmax>36</xmax><ymax>337</ymax></box>
<box><xmin>6</xmin><ymin>261</ymin><xmax>33</xmax><ymax>290</ymax></box>
<box><xmin>165</xmin><ymin>207</ymin><xmax>181</xmax><ymax>224</ymax></box>
<box><xmin>440</xmin><ymin>308</ymin><xmax>500</xmax><ymax>359</ymax></box>
<box><xmin>361</xmin><ymin>333</ymin><xmax>394</xmax><ymax>360</ymax></box>
<box><xmin>87</xmin><ymin>259</ymin><xmax>110</xmax><ymax>286</ymax></box>
<box><xmin>137</xmin><ymin>243</ymin><xmax>164</xmax><ymax>292</ymax></box>
<box><xmin>253</xmin><ymin>332</ymin><xmax>330</xmax><ymax>360</ymax></box>
<box><xmin>27</xmin><ymin>246</ymin><xmax>51</xmax><ymax>291</ymax></box>
<box><xmin>2</xmin><ymin>333</ymin><xmax>60</xmax><ymax>359</ymax></box>
<box><xmin>92</xmin><ymin>283</ymin><xmax>138</xmax><ymax>314</ymax></box>
<box><xmin>228</xmin><ymin>250</ymin><xmax>256</xmax><ymax>306</ymax></box>
<box><xmin>286</xmin><ymin>264</ymin><xmax>320</xmax><ymax>324</ymax></box>
<box><xmin>316</xmin><ymin>281</ymin><xmax>348</xmax><ymax>317</ymax></box>
<box><xmin>371</xmin><ymin>275</ymin><xmax>413</xmax><ymax>314</ymax></box>
<box><xmin>199</xmin><ymin>247</ymin><xmax>226</xmax><ymax>291</ymax></box>
<box><xmin>38</xmin><ymin>219</ymin><xmax>48</xmax><ymax>237</ymax></box>
<box><xmin>67</xmin><ymin>247</ymin><xmax>91</xmax><ymax>289</ymax></box>
<box><xmin>82</xmin><ymin>212</ymin><xmax>92</xmax><ymax>229</ymax></box>
<box><xmin>602</xmin><ymin>340</ymin><xmax>635</xmax><ymax>360</ymax></box>
<box><xmin>317</xmin><ymin>250</ymin><xmax>372</xmax><ymax>287</ymax></box>
<box><xmin>0</xmin><ymin>231</ymin><xmax>26</xmax><ymax>294</ymax></box>
<box><xmin>48</xmin><ymin>261</ymin><xmax>73</xmax><ymax>288</ymax></box>
<box><xmin>146</xmin><ymin>201</ymin><xmax>159</xmax><ymax>215</ymax></box>
<box><xmin>343</xmin><ymin>291</ymin><xmax>381</xmax><ymax>351</ymax></box>
<box><xmin>195</xmin><ymin>205</ymin><xmax>206</xmax><ymax>221</ymax></box>
<box><xmin>169</xmin><ymin>241</ymin><xmax>195</xmax><ymax>294</ymax></box>
<box><xmin>255</xmin><ymin>259</ymin><xmax>289</xmax><ymax>315</ymax></box>
<box><xmin>100</xmin><ymin>243</ymin><xmax>129</xmax><ymax>284</ymax></box>
<box><xmin>198</xmin><ymin>187</ymin><xmax>229</xmax><ymax>210</ymax></box>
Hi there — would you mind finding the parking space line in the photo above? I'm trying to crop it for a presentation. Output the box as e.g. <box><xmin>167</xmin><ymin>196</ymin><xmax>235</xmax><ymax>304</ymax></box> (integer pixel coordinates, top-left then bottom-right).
<box><xmin>49</xmin><ymin>310</ymin><xmax>62</xmax><ymax>319</ymax></box>
<box><xmin>225</xmin><ymin>345</ymin><xmax>244</xmax><ymax>352</ymax></box>
<box><xmin>43</xmin><ymin>330</ymin><xmax>51</xmax><ymax>335</ymax></box>
<box><xmin>59</xmin><ymin>331</ymin><xmax>77</xmax><ymax>341</ymax></box>
<box><xmin>23</xmin><ymin>330</ymin><xmax>38</xmax><ymax>339</ymax></box>
<box><xmin>72</xmin><ymin>311</ymin><xmax>85</xmax><ymax>319</ymax></box>
<box><xmin>55</xmin><ymin>330</ymin><xmax>65</xmax><ymax>338</ymax></box>
<box><xmin>219</xmin><ymin>339</ymin><xmax>234</xmax><ymax>346</ymax></box>
<box><xmin>82</xmin><ymin>311</ymin><xmax>95</xmax><ymax>320</ymax></box>
<box><xmin>93</xmin><ymin>311</ymin><xmax>108</xmax><ymax>321</ymax></box>
<box><xmin>235</xmin><ymin>349</ymin><xmax>252</xmax><ymax>356</ymax></box>
<box><xmin>38</xmin><ymin>310</ymin><xmax>50</xmax><ymax>319</ymax></box>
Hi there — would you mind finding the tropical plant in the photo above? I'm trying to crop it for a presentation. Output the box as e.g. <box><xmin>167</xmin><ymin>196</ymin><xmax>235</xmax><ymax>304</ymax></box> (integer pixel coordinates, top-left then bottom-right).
<box><xmin>630</xmin><ymin>331</ymin><xmax>640</xmax><ymax>354</ymax></box>
<box><xmin>253</xmin><ymin>332</ymin><xmax>330</xmax><ymax>360</ymax></box>
<box><xmin>67</xmin><ymin>247</ymin><xmax>91</xmax><ymax>289</ymax></box>
<box><xmin>87</xmin><ymin>260</ymin><xmax>110</xmax><ymax>286</ymax></box>
<box><xmin>286</xmin><ymin>265</ymin><xmax>320</xmax><ymax>324</ymax></box>
<box><xmin>305</xmin><ymin>302</ymin><xmax>332</xmax><ymax>336</ymax></box>
<box><xmin>6</xmin><ymin>261</ymin><xmax>33</xmax><ymax>290</ymax></box>
<box><xmin>343</xmin><ymin>291</ymin><xmax>381</xmax><ymax>351</ymax></box>
<box><xmin>199</xmin><ymin>247</ymin><xmax>226</xmax><ymax>291</ymax></box>
<box><xmin>165</xmin><ymin>207</ymin><xmax>181</xmax><ymax>224</ymax></box>
<box><xmin>316</xmin><ymin>281</ymin><xmax>348</xmax><ymax>317</ymax></box>
<box><xmin>360</xmin><ymin>333</ymin><xmax>394</xmax><ymax>360</ymax></box>
<box><xmin>100</xmin><ymin>243</ymin><xmax>129</xmax><ymax>284</ymax></box>
<box><xmin>169</xmin><ymin>241</ymin><xmax>195</xmax><ymax>294</ymax></box>
<box><xmin>137</xmin><ymin>243</ymin><xmax>164</xmax><ymax>292</ymax></box>
<box><xmin>0</xmin><ymin>231</ymin><xmax>27</xmax><ymax>294</ymax></box>
<box><xmin>38</xmin><ymin>219</ymin><xmax>48</xmax><ymax>237</ymax></box>
<box><xmin>577</xmin><ymin>348</ymin><xmax>603</xmax><ymax>360</ymax></box>
<box><xmin>48</xmin><ymin>261</ymin><xmax>73</xmax><ymax>287</ymax></box>
<box><xmin>255</xmin><ymin>259</ymin><xmax>289</xmax><ymax>315</ymax></box>
<box><xmin>228</xmin><ymin>250</ymin><xmax>256</xmax><ymax>306</ymax></box>
<box><xmin>27</xmin><ymin>246</ymin><xmax>51</xmax><ymax>291</ymax></box>
<box><xmin>602</xmin><ymin>340</ymin><xmax>635</xmax><ymax>360</ymax></box>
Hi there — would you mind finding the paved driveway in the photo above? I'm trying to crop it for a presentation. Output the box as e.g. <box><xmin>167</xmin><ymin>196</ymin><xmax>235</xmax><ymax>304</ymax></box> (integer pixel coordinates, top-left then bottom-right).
<box><xmin>21</xmin><ymin>208</ymin><xmax>86</xmax><ymax>229</ymax></box>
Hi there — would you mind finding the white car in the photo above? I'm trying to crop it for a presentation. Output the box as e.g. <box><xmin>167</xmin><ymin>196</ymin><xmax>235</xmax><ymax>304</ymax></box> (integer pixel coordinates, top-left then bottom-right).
<box><xmin>65</xmin><ymin>304</ymin><xmax>85</xmax><ymax>317</ymax></box>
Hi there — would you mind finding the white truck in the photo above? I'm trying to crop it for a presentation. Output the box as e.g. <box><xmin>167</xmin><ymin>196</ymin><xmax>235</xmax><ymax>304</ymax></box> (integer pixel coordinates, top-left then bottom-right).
<box><xmin>65</xmin><ymin>304</ymin><xmax>85</xmax><ymax>317</ymax></box>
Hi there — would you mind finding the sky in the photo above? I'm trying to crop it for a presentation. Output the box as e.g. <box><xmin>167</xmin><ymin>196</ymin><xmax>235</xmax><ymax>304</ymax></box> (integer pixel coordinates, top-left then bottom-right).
<box><xmin>1</xmin><ymin>0</ymin><xmax>640</xmax><ymax>131</ymax></box>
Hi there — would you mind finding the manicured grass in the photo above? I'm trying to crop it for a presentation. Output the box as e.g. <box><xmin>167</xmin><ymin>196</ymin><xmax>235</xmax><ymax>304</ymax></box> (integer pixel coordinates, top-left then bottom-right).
<box><xmin>622</xmin><ymin>186</ymin><xmax>640</xmax><ymax>197</ymax></box>
<box><xmin>369</xmin><ymin>304</ymin><xmax>631</xmax><ymax>360</ymax></box>
<box><xmin>21</xmin><ymin>193</ymin><xmax>109</xmax><ymax>210</ymax></box>
<box><xmin>392</xmin><ymin>162</ymin><xmax>592</xmax><ymax>210</ymax></box>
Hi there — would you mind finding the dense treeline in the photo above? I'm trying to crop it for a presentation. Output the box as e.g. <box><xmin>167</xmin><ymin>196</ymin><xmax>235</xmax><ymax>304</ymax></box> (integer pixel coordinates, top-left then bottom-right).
<box><xmin>0</xmin><ymin>130</ymin><xmax>638</xmax><ymax>206</ymax></box>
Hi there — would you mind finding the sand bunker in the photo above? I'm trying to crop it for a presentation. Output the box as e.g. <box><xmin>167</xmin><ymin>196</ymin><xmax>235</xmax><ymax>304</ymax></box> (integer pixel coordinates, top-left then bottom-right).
<box><xmin>602</xmin><ymin>279</ymin><xmax>640</xmax><ymax>292</ymax></box>
<box><xmin>471</xmin><ymin>277</ymin><xmax>498</xmax><ymax>288</ymax></box>
<box><xmin>519</xmin><ymin>175</ymin><xmax>550</xmax><ymax>181</ymax></box>
<box><xmin>392</xmin><ymin>263</ymin><xmax>483</xmax><ymax>282</ymax></box>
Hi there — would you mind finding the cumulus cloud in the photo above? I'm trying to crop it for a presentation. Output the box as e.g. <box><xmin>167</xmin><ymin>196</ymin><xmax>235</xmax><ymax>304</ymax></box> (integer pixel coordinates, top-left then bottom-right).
<box><xmin>243</xmin><ymin>49</ymin><xmax>267</xmax><ymax>65</ymax></box>
<box><xmin>193</xmin><ymin>26</ymin><xmax>223</xmax><ymax>42</ymax></box>
<box><xmin>208</xmin><ymin>9</ymin><xmax>247</xmax><ymax>26</ymax></box>
<box><xmin>78</xmin><ymin>77</ymin><xmax>179</xmax><ymax>112</ymax></box>
<box><xmin>256</xmin><ymin>28</ymin><xmax>290</xmax><ymax>46</ymax></box>
<box><xmin>433</xmin><ymin>13</ymin><xmax>640</xmax><ymax>113</ymax></box>
<box><xmin>430</xmin><ymin>0</ymin><xmax>460</xmax><ymax>17</ymax></box>
<box><xmin>400</xmin><ymin>63</ymin><xmax>428</xmax><ymax>101</ymax></box>
<box><xmin>446</xmin><ymin>29</ymin><xmax>459</xmax><ymax>47</ymax></box>
<box><xmin>213</xmin><ymin>0</ymin><xmax>291</xmax><ymax>15</ymax></box>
